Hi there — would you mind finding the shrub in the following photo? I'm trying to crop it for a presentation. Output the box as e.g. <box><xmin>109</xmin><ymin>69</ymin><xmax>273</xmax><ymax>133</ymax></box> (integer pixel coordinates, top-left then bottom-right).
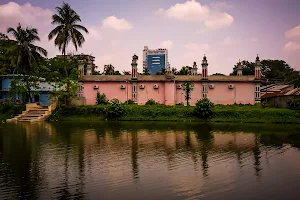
<box><xmin>96</xmin><ymin>92</ymin><xmax>109</xmax><ymax>105</ymax></box>
<box><xmin>124</xmin><ymin>99</ymin><xmax>135</xmax><ymax>104</ymax></box>
<box><xmin>104</xmin><ymin>99</ymin><xmax>124</xmax><ymax>120</ymax></box>
<box><xmin>287</xmin><ymin>99</ymin><xmax>300</xmax><ymax>110</ymax></box>
<box><xmin>145</xmin><ymin>99</ymin><xmax>158</xmax><ymax>105</ymax></box>
<box><xmin>176</xmin><ymin>103</ymin><xmax>184</xmax><ymax>106</ymax></box>
<box><xmin>260</xmin><ymin>101</ymin><xmax>268</xmax><ymax>108</ymax></box>
<box><xmin>194</xmin><ymin>98</ymin><xmax>214</xmax><ymax>118</ymax></box>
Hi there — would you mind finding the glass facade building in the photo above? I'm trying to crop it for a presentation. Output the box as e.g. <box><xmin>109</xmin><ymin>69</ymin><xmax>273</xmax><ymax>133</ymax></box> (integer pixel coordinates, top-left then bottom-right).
<box><xmin>146</xmin><ymin>54</ymin><xmax>166</xmax><ymax>75</ymax></box>
<box><xmin>143</xmin><ymin>46</ymin><xmax>168</xmax><ymax>75</ymax></box>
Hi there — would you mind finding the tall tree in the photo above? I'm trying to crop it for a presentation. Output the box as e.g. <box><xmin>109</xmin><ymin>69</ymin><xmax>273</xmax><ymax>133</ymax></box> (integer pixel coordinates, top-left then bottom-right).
<box><xmin>5</xmin><ymin>24</ymin><xmax>47</xmax><ymax>103</ymax></box>
<box><xmin>0</xmin><ymin>33</ymin><xmax>12</xmax><ymax>75</ymax></box>
<box><xmin>156</xmin><ymin>68</ymin><xmax>166</xmax><ymax>75</ymax></box>
<box><xmin>48</xmin><ymin>2</ymin><xmax>88</xmax><ymax>77</ymax></box>
<box><xmin>182</xmin><ymin>81</ymin><xmax>194</xmax><ymax>106</ymax></box>
<box><xmin>231</xmin><ymin>59</ymin><xmax>300</xmax><ymax>86</ymax></box>
<box><xmin>175</xmin><ymin>66</ymin><xmax>192</xmax><ymax>75</ymax></box>
<box><xmin>103</xmin><ymin>64</ymin><xmax>115</xmax><ymax>75</ymax></box>
<box><xmin>6</xmin><ymin>24</ymin><xmax>47</xmax><ymax>73</ymax></box>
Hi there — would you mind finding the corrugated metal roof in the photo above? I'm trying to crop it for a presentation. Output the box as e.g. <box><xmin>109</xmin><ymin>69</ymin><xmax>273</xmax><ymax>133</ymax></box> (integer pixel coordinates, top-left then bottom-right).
<box><xmin>260</xmin><ymin>84</ymin><xmax>293</xmax><ymax>92</ymax></box>
<box><xmin>284</xmin><ymin>88</ymin><xmax>300</xmax><ymax>96</ymax></box>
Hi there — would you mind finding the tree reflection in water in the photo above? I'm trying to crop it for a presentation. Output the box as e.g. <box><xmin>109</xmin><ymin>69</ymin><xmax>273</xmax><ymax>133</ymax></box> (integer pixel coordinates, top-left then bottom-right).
<box><xmin>0</xmin><ymin>122</ymin><xmax>300</xmax><ymax>199</ymax></box>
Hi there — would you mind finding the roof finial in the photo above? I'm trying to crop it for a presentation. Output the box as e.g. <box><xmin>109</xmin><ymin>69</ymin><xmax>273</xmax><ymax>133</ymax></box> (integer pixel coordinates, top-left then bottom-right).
<box><xmin>256</xmin><ymin>54</ymin><xmax>260</xmax><ymax>61</ymax></box>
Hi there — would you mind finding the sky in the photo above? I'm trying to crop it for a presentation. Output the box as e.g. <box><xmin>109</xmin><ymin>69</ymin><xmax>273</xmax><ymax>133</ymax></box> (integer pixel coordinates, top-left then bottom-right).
<box><xmin>0</xmin><ymin>0</ymin><xmax>300</xmax><ymax>74</ymax></box>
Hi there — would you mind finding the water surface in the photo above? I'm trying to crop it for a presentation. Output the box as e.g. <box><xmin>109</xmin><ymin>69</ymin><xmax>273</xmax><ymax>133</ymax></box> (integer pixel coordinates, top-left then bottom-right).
<box><xmin>0</xmin><ymin>122</ymin><xmax>300</xmax><ymax>200</ymax></box>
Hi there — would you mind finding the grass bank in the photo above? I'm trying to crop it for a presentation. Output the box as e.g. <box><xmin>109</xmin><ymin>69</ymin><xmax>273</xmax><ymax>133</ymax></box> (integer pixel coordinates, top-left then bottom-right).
<box><xmin>49</xmin><ymin>104</ymin><xmax>300</xmax><ymax>124</ymax></box>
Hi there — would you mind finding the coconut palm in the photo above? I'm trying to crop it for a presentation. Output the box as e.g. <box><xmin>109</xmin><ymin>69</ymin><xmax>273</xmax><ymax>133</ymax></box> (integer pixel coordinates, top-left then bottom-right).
<box><xmin>6</xmin><ymin>24</ymin><xmax>47</xmax><ymax>73</ymax></box>
<box><xmin>5</xmin><ymin>24</ymin><xmax>47</xmax><ymax>103</ymax></box>
<box><xmin>48</xmin><ymin>2</ymin><xmax>88</xmax><ymax>76</ymax></box>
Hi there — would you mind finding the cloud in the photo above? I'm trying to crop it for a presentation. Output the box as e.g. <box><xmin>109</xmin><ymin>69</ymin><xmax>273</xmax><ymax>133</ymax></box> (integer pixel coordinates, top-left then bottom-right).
<box><xmin>102</xmin><ymin>16</ymin><xmax>133</xmax><ymax>31</ymax></box>
<box><xmin>283</xmin><ymin>41</ymin><xmax>300</xmax><ymax>52</ymax></box>
<box><xmin>285</xmin><ymin>25</ymin><xmax>300</xmax><ymax>39</ymax></box>
<box><xmin>0</xmin><ymin>2</ymin><xmax>53</xmax><ymax>35</ymax></box>
<box><xmin>159</xmin><ymin>40</ymin><xmax>173</xmax><ymax>49</ymax></box>
<box><xmin>220</xmin><ymin>36</ymin><xmax>241</xmax><ymax>46</ymax></box>
<box><xmin>156</xmin><ymin>0</ymin><xmax>234</xmax><ymax>30</ymax></box>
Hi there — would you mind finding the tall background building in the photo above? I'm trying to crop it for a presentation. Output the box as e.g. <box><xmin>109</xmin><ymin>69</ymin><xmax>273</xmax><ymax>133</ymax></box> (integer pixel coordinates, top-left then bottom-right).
<box><xmin>143</xmin><ymin>46</ymin><xmax>169</xmax><ymax>75</ymax></box>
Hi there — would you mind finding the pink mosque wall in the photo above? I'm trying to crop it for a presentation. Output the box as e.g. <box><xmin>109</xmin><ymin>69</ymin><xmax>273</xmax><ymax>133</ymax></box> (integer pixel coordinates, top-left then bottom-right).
<box><xmin>83</xmin><ymin>81</ymin><xmax>256</xmax><ymax>106</ymax></box>
<box><xmin>208</xmin><ymin>82</ymin><xmax>255</xmax><ymax>105</ymax></box>
<box><xmin>137</xmin><ymin>82</ymin><xmax>165</xmax><ymax>104</ymax></box>
<box><xmin>84</xmin><ymin>82</ymin><xmax>132</xmax><ymax>105</ymax></box>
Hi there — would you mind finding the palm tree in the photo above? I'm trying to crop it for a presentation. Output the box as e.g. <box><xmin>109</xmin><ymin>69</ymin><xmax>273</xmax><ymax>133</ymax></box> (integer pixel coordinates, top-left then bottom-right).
<box><xmin>48</xmin><ymin>2</ymin><xmax>88</xmax><ymax>77</ymax></box>
<box><xmin>6</xmin><ymin>24</ymin><xmax>47</xmax><ymax>73</ymax></box>
<box><xmin>143</xmin><ymin>67</ymin><xmax>150</xmax><ymax>75</ymax></box>
<box><xmin>6</xmin><ymin>24</ymin><xmax>47</xmax><ymax>103</ymax></box>
<box><xmin>103</xmin><ymin>64</ymin><xmax>115</xmax><ymax>75</ymax></box>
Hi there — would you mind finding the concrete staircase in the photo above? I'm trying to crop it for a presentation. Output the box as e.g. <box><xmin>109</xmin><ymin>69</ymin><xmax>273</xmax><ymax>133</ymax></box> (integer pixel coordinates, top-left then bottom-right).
<box><xmin>7</xmin><ymin>103</ymin><xmax>56</xmax><ymax>123</ymax></box>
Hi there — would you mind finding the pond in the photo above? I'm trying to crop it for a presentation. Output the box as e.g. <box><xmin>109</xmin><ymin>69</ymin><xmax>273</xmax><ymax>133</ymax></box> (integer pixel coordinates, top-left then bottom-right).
<box><xmin>0</xmin><ymin>122</ymin><xmax>300</xmax><ymax>200</ymax></box>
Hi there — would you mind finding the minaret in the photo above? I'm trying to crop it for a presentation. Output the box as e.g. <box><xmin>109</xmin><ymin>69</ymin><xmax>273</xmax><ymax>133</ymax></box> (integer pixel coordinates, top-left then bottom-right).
<box><xmin>86</xmin><ymin>64</ymin><xmax>92</xmax><ymax>76</ymax></box>
<box><xmin>255</xmin><ymin>54</ymin><xmax>262</xmax><ymax>80</ymax></box>
<box><xmin>131</xmin><ymin>54</ymin><xmax>138</xmax><ymax>80</ymax></box>
<box><xmin>131</xmin><ymin>54</ymin><xmax>138</xmax><ymax>102</ymax></box>
<box><xmin>192</xmin><ymin>61</ymin><xmax>198</xmax><ymax>76</ymax></box>
<box><xmin>254</xmin><ymin>54</ymin><xmax>261</xmax><ymax>103</ymax></box>
<box><xmin>202</xmin><ymin>55</ymin><xmax>208</xmax><ymax>79</ymax></box>
<box><xmin>237</xmin><ymin>60</ymin><xmax>243</xmax><ymax>76</ymax></box>
<box><xmin>78</xmin><ymin>60</ymin><xmax>85</xmax><ymax>78</ymax></box>
<box><xmin>166</xmin><ymin>62</ymin><xmax>174</xmax><ymax>78</ymax></box>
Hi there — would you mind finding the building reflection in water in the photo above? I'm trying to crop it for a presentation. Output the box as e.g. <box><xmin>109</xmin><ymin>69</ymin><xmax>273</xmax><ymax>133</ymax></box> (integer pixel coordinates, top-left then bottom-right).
<box><xmin>0</xmin><ymin>122</ymin><xmax>300</xmax><ymax>199</ymax></box>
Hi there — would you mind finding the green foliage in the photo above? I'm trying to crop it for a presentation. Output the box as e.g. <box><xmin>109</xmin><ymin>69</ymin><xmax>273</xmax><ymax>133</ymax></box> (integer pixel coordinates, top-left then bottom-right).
<box><xmin>50</xmin><ymin>104</ymin><xmax>300</xmax><ymax>123</ymax></box>
<box><xmin>287</xmin><ymin>99</ymin><xmax>300</xmax><ymax>110</ymax></box>
<box><xmin>124</xmin><ymin>99</ymin><xmax>135</xmax><ymax>104</ymax></box>
<box><xmin>6</xmin><ymin>24</ymin><xmax>47</xmax><ymax>74</ymax></box>
<box><xmin>145</xmin><ymin>99</ymin><xmax>158</xmax><ymax>105</ymax></box>
<box><xmin>182</xmin><ymin>82</ymin><xmax>194</xmax><ymax>106</ymax></box>
<box><xmin>156</xmin><ymin>68</ymin><xmax>166</xmax><ymax>75</ymax></box>
<box><xmin>96</xmin><ymin>92</ymin><xmax>109</xmax><ymax>105</ymax></box>
<box><xmin>175</xmin><ymin>66</ymin><xmax>192</xmax><ymax>75</ymax></box>
<box><xmin>231</xmin><ymin>59</ymin><xmax>300</xmax><ymax>87</ymax></box>
<box><xmin>143</xmin><ymin>68</ymin><xmax>150</xmax><ymax>75</ymax></box>
<box><xmin>0</xmin><ymin>102</ymin><xmax>25</xmax><ymax>120</ymax></box>
<box><xmin>103</xmin><ymin>64</ymin><xmax>121</xmax><ymax>75</ymax></box>
<box><xmin>104</xmin><ymin>99</ymin><xmax>124</xmax><ymax>120</ymax></box>
<box><xmin>123</xmin><ymin>70</ymin><xmax>131</xmax><ymax>75</ymax></box>
<box><xmin>260</xmin><ymin>101</ymin><xmax>268</xmax><ymax>108</ymax></box>
<box><xmin>48</xmin><ymin>2</ymin><xmax>88</xmax><ymax>74</ymax></box>
<box><xmin>40</xmin><ymin>57</ymin><xmax>79</xmax><ymax>81</ymax></box>
<box><xmin>0</xmin><ymin>33</ymin><xmax>14</xmax><ymax>75</ymax></box>
<box><xmin>194</xmin><ymin>98</ymin><xmax>214</xmax><ymax>118</ymax></box>
<box><xmin>50</xmin><ymin>78</ymin><xmax>79</xmax><ymax>107</ymax></box>
<box><xmin>8</xmin><ymin>75</ymin><xmax>40</xmax><ymax>103</ymax></box>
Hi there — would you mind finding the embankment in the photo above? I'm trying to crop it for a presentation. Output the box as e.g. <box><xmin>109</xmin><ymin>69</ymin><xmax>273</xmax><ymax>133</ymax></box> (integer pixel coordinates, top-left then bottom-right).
<box><xmin>49</xmin><ymin>104</ymin><xmax>300</xmax><ymax>124</ymax></box>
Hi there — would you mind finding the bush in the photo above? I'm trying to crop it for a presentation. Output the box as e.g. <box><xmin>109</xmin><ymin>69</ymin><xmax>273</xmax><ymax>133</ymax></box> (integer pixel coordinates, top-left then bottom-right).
<box><xmin>124</xmin><ymin>99</ymin><xmax>135</xmax><ymax>104</ymax></box>
<box><xmin>0</xmin><ymin>102</ymin><xmax>25</xmax><ymax>118</ymax></box>
<box><xmin>96</xmin><ymin>92</ymin><xmax>109</xmax><ymax>105</ymax></box>
<box><xmin>145</xmin><ymin>99</ymin><xmax>158</xmax><ymax>105</ymax></box>
<box><xmin>104</xmin><ymin>99</ymin><xmax>125</xmax><ymax>120</ymax></box>
<box><xmin>194</xmin><ymin>98</ymin><xmax>214</xmax><ymax>118</ymax></box>
<box><xmin>287</xmin><ymin>99</ymin><xmax>300</xmax><ymax>110</ymax></box>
